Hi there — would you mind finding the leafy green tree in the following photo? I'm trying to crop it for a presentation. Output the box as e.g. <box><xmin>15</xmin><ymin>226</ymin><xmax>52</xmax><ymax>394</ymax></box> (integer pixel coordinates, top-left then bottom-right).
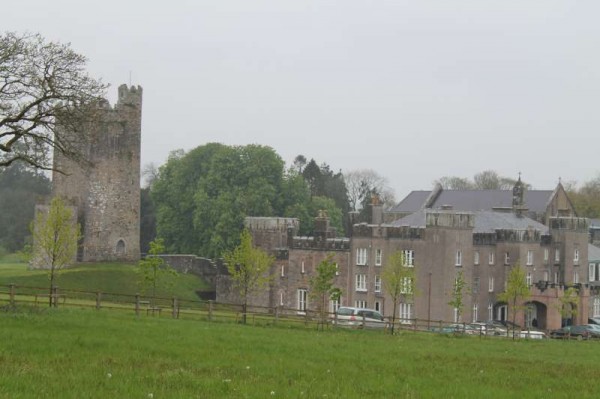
<box><xmin>140</xmin><ymin>187</ymin><xmax>157</xmax><ymax>254</ymax></box>
<box><xmin>0</xmin><ymin>32</ymin><xmax>106</xmax><ymax>171</ymax></box>
<box><xmin>558</xmin><ymin>286</ymin><xmax>580</xmax><ymax>327</ymax></box>
<box><xmin>223</xmin><ymin>229</ymin><xmax>274</xmax><ymax>324</ymax></box>
<box><xmin>498</xmin><ymin>263</ymin><xmax>530</xmax><ymax>336</ymax></box>
<box><xmin>31</xmin><ymin>196</ymin><xmax>80</xmax><ymax>307</ymax></box>
<box><xmin>137</xmin><ymin>238</ymin><xmax>177</xmax><ymax>306</ymax></box>
<box><xmin>382</xmin><ymin>250</ymin><xmax>416</xmax><ymax>334</ymax></box>
<box><xmin>309</xmin><ymin>254</ymin><xmax>340</xmax><ymax>330</ymax></box>
<box><xmin>568</xmin><ymin>174</ymin><xmax>600</xmax><ymax>218</ymax></box>
<box><xmin>0</xmin><ymin>162</ymin><xmax>51</xmax><ymax>252</ymax></box>
<box><xmin>448</xmin><ymin>270</ymin><xmax>467</xmax><ymax>323</ymax></box>
<box><xmin>152</xmin><ymin>144</ymin><xmax>287</xmax><ymax>258</ymax></box>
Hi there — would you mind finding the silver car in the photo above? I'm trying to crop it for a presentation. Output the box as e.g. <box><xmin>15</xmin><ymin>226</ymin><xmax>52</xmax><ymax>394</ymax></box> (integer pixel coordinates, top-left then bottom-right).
<box><xmin>333</xmin><ymin>307</ymin><xmax>387</xmax><ymax>329</ymax></box>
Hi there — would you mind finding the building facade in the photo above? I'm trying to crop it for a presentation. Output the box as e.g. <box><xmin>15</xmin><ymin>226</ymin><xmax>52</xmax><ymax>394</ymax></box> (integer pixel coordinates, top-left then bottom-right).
<box><xmin>216</xmin><ymin>180</ymin><xmax>591</xmax><ymax>330</ymax></box>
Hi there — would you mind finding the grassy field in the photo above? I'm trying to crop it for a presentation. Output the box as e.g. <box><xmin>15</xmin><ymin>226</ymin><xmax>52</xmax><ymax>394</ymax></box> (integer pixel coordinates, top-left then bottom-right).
<box><xmin>0</xmin><ymin>307</ymin><xmax>599</xmax><ymax>398</ymax></box>
<box><xmin>0</xmin><ymin>258</ymin><xmax>210</xmax><ymax>302</ymax></box>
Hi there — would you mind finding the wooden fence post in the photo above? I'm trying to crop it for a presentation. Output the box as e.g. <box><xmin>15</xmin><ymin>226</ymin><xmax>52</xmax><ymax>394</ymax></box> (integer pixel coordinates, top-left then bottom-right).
<box><xmin>172</xmin><ymin>297</ymin><xmax>178</xmax><ymax>319</ymax></box>
<box><xmin>96</xmin><ymin>292</ymin><xmax>102</xmax><ymax>310</ymax></box>
<box><xmin>208</xmin><ymin>300</ymin><xmax>213</xmax><ymax>321</ymax></box>
<box><xmin>52</xmin><ymin>286</ymin><xmax>58</xmax><ymax>308</ymax></box>
<box><xmin>135</xmin><ymin>294</ymin><xmax>140</xmax><ymax>316</ymax></box>
<box><xmin>9</xmin><ymin>284</ymin><xmax>15</xmax><ymax>307</ymax></box>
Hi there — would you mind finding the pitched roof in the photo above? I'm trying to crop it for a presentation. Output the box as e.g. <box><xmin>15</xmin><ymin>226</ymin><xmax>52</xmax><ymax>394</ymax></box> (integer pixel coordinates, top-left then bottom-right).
<box><xmin>589</xmin><ymin>244</ymin><xmax>600</xmax><ymax>262</ymax></box>
<box><xmin>388</xmin><ymin>189</ymin><xmax>554</xmax><ymax>214</ymax></box>
<box><xmin>389</xmin><ymin>210</ymin><xmax>549</xmax><ymax>234</ymax></box>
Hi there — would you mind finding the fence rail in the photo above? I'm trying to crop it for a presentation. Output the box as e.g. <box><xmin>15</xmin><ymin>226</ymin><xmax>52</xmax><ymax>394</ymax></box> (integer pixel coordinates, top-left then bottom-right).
<box><xmin>0</xmin><ymin>284</ymin><xmax>556</xmax><ymax>338</ymax></box>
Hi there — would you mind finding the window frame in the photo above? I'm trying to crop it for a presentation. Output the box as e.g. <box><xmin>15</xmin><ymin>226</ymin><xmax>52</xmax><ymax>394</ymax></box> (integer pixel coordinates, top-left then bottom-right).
<box><xmin>355</xmin><ymin>274</ymin><xmax>367</xmax><ymax>292</ymax></box>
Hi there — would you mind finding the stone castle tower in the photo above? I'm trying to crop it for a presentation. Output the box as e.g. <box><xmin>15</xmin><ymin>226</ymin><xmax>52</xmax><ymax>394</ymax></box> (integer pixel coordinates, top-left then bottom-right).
<box><xmin>52</xmin><ymin>84</ymin><xmax>142</xmax><ymax>262</ymax></box>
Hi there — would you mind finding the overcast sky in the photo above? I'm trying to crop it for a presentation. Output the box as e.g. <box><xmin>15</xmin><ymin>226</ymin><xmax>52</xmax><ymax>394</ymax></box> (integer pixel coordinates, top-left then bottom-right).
<box><xmin>5</xmin><ymin>1</ymin><xmax>600</xmax><ymax>199</ymax></box>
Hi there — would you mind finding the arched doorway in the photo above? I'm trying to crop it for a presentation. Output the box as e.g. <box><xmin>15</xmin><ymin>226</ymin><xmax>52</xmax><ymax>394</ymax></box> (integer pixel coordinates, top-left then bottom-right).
<box><xmin>494</xmin><ymin>302</ymin><xmax>508</xmax><ymax>322</ymax></box>
<box><xmin>116</xmin><ymin>239</ymin><xmax>126</xmax><ymax>257</ymax></box>
<box><xmin>525</xmin><ymin>301</ymin><xmax>547</xmax><ymax>330</ymax></box>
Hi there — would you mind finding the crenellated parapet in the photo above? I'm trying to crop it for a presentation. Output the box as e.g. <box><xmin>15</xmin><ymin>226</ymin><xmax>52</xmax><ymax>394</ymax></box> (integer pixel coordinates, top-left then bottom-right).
<box><xmin>426</xmin><ymin>211</ymin><xmax>474</xmax><ymax>229</ymax></box>
<box><xmin>291</xmin><ymin>236</ymin><xmax>350</xmax><ymax>251</ymax></box>
<box><xmin>549</xmin><ymin>217</ymin><xmax>589</xmax><ymax>232</ymax></box>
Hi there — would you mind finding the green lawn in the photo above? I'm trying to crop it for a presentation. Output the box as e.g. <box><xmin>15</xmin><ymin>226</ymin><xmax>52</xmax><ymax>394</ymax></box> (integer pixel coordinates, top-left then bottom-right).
<box><xmin>0</xmin><ymin>260</ymin><xmax>210</xmax><ymax>303</ymax></box>
<box><xmin>0</xmin><ymin>307</ymin><xmax>599</xmax><ymax>398</ymax></box>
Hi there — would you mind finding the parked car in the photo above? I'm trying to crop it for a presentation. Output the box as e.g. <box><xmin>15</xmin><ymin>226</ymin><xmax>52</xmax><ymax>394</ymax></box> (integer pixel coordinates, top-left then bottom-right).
<box><xmin>333</xmin><ymin>307</ymin><xmax>387</xmax><ymax>329</ymax></box>
<box><xmin>519</xmin><ymin>330</ymin><xmax>547</xmax><ymax>339</ymax></box>
<box><xmin>550</xmin><ymin>325</ymin><xmax>600</xmax><ymax>340</ymax></box>
<box><xmin>588</xmin><ymin>318</ymin><xmax>600</xmax><ymax>325</ymax></box>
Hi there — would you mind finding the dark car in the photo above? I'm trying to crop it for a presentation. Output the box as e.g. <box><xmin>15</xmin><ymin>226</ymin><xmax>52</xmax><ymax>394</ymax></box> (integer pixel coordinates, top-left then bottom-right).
<box><xmin>550</xmin><ymin>325</ymin><xmax>600</xmax><ymax>340</ymax></box>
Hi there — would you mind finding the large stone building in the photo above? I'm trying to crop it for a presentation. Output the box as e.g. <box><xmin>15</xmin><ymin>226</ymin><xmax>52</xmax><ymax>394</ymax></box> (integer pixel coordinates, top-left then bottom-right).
<box><xmin>224</xmin><ymin>178</ymin><xmax>596</xmax><ymax>330</ymax></box>
<box><xmin>50</xmin><ymin>84</ymin><xmax>143</xmax><ymax>262</ymax></box>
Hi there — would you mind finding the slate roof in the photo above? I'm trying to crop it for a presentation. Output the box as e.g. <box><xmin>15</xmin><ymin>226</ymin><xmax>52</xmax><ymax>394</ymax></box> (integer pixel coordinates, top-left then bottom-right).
<box><xmin>388</xmin><ymin>189</ymin><xmax>554</xmax><ymax>214</ymax></box>
<box><xmin>389</xmin><ymin>210</ymin><xmax>549</xmax><ymax>234</ymax></box>
<box><xmin>589</xmin><ymin>244</ymin><xmax>600</xmax><ymax>262</ymax></box>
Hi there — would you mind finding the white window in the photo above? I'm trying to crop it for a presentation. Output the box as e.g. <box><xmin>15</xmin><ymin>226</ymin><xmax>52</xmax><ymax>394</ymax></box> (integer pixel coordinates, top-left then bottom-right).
<box><xmin>574</xmin><ymin>249</ymin><xmax>580</xmax><ymax>265</ymax></box>
<box><xmin>400</xmin><ymin>303</ymin><xmax>413</xmax><ymax>324</ymax></box>
<box><xmin>401</xmin><ymin>277</ymin><xmax>413</xmax><ymax>294</ymax></box>
<box><xmin>594</xmin><ymin>298</ymin><xmax>600</xmax><ymax>318</ymax></box>
<box><xmin>590</xmin><ymin>263</ymin><xmax>600</xmax><ymax>282</ymax></box>
<box><xmin>280</xmin><ymin>265</ymin><xmax>285</xmax><ymax>277</ymax></box>
<box><xmin>374</xmin><ymin>301</ymin><xmax>381</xmax><ymax>312</ymax></box>
<box><xmin>453</xmin><ymin>307</ymin><xmax>460</xmax><ymax>323</ymax></box>
<box><xmin>504</xmin><ymin>252</ymin><xmax>510</xmax><ymax>265</ymax></box>
<box><xmin>489</xmin><ymin>252</ymin><xmax>495</xmax><ymax>265</ymax></box>
<box><xmin>488</xmin><ymin>303</ymin><xmax>493</xmax><ymax>321</ymax></box>
<box><xmin>355</xmin><ymin>300</ymin><xmax>367</xmax><ymax>308</ymax></box>
<box><xmin>455</xmin><ymin>250</ymin><xmax>462</xmax><ymax>266</ymax></box>
<box><xmin>375</xmin><ymin>249</ymin><xmax>382</xmax><ymax>266</ymax></box>
<box><xmin>355</xmin><ymin>274</ymin><xmax>367</xmax><ymax>292</ymax></box>
<box><xmin>526</xmin><ymin>272</ymin><xmax>532</xmax><ymax>287</ymax></box>
<box><xmin>473</xmin><ymin>277</ymin><xmax>480</xmax><ymax>294</ymax></box>
<box><xmin>555</xmin><ymin>249</ymin><xmax>560</xmax><ymax>263</ymax></box>
<box><xmin>573</xmin><ymin>271</ymin><xmax>579</xmax><ymax>284</ymax></box>
<box><xmin>356</xmin><ymin>248</ymin><xmax>368</xmax><ymax>265</ymax></box>
<box><xmin>297</xmin><ymin>289</ymin><xmax>307</xmax><ymax>312</ymax></box>
<box><xmin>543</xmin><ymin>270</ymin><xmax>549</xmax><ymax>282</ymax></box>
<box><xmin>329</xmin><ymin>297</ymin><xmax>341</xmax><ymax>313</ymax></box>
<box><xmin>474</xmin><ymin>251</ymin><xmax>480</xmax><ymax>265</ymax></box>
<box><xmin>374</xmin><ymin>275</ymin><xmax>382</xmax><ymax>293</ymax></box>
<box><xmin>472</xmin><ymin>303</ymin><xmax>479</xmax><ymax>323</ymax></box>
<box><xmin>301</xmin><ymin>261</ymin><xmax>305</xmax><ymax>274</ymax></box>
<box><xmin>280</xmin><ymin>292</ymin><xmax>284</xmax><ymax>306</ymax></box>
<box><xmin>554</xmin><ymin>272</ymin><xmax>560</xmax><ymax>284</ymax></box>
<box><xmin>488</xmin><ymin>276</ymin><xmax>494</xmax><ymax>292</ymax></box>
<box><xmin>544</xmin><ymin>248</ymin><xmax>549</xmax><ymax>263</ymax></box>
<box><xmin>527</xmin><ymin>250</ymin><xmax>534</xmax><ymax>266</ymax></box>
<box><xmin>403</xmin><ymin>250</ymin><xmax>414</xmax><ymax>267</ymax></box>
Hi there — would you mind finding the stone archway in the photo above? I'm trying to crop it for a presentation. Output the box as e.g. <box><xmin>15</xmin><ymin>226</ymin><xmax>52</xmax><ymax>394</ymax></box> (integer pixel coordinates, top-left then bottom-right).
<box><xmin>525</xmin><ymin>301</ymin><xmax>547</xmax><ymax>330</ymax></box>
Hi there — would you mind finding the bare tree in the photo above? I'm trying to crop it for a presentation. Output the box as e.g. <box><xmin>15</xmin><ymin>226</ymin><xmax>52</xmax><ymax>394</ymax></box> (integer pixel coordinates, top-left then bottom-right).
<box><xmin>31</xmin><ymin>196</ymin><xmax>81</xmax><ymax>307</ymax></box>
<box><xmin>344</xmin><ymin>169</ymin><xmax>396</xmax><ymax>211</ymax></box>
<box><xmin>0</xmin><ymin>32</ymin><xmax>106</xmax><ymax>171</ymax></box>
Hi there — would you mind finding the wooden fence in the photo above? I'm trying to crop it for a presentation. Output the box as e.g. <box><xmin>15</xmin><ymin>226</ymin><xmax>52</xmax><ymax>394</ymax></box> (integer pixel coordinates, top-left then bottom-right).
<box><xmin>0</xmin><ymin>283</ymin><xmax>552</xmax><ymax>338</ymax></box>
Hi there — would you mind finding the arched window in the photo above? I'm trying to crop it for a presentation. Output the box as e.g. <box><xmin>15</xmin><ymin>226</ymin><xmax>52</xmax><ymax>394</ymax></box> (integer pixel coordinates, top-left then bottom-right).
<box><xmin>116</xmin><ymin>240</ymin><xmax>126</xmax><ymax>256</ymax></box>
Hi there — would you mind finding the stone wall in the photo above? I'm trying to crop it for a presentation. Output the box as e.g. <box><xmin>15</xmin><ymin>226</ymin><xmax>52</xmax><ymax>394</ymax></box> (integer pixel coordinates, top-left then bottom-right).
<box><xmin>52</xmin><ymin>85</ymin><xmax>142</xmax><ymax>262</ymax></box>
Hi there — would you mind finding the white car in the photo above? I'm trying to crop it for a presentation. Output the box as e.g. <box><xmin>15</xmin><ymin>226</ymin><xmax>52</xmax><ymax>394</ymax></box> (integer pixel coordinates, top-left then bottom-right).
<box><xmin>333</xmin><ymin>307</ymin><xmax>387</xmax><ymax>329</ymax></box>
